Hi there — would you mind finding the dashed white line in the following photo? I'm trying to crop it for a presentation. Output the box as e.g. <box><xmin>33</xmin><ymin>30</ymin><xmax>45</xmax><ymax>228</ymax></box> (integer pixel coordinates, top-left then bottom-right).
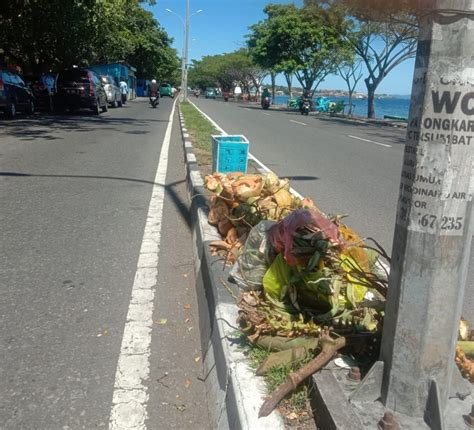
<box><xmin>188</xmin><ymin>99</ymin><xmax>227</xmax><ymax>135</ymax></box>
<box><xmin>109</xmin><ymin>98</ymin><xmax>178</xmax><ymax>430</ymax></box>
<box><xmin>190</xmin><ymin>101</ymin><xmax>304</xmax><ymax>200</ymax></box>
<box><xmin>289</xmin><ymin>119</ymin><xmax>307</xmax><ymax>126</ymax></box>
<box><xmin>348</xmin><ymin>134</ymin><xmax>392</xmax><ymax>148</ymax></box>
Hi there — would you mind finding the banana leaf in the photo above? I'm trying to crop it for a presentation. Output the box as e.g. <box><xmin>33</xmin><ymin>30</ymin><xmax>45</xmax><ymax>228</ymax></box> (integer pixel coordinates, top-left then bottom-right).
<box><xmin>263</xmin><ymin>253</ymin><xmax>291</xmax><ymax>301</ymax></box>
<box><xmin>339</xmin><ymin>255</ymin><xmax>368</xmax><ymax>306</ymax></box>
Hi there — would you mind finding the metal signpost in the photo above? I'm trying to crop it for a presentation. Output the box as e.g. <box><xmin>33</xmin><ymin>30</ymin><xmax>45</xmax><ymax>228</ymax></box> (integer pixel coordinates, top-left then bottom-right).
<box><xmin>380</xmin><ymin>0</ymin><xmax>474</xmax><ymax>425</ymax></box>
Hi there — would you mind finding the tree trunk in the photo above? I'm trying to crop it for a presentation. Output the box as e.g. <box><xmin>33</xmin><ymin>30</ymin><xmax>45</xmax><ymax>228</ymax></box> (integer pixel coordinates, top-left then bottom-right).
<box><xmin>365</xmin><ymin>79</ymin><xmax>376</xmax><ymax>119</ymax></box>
<box><xmin>348</xmin><ymin>91</ymin><xmax>353</xmax><ymax>116</ymax></box>
<box><xmin>271</xmin><ymin>72</ymin><xmax>276</xmax><ymax>104</ymax></box>
<box><xmin>284</xmin><ymin>72</ymin><xmax>292</xmax><ymax>98</ymax></box>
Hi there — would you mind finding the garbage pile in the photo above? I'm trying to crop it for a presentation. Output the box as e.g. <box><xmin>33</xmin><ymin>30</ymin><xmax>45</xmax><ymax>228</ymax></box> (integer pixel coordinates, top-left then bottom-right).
<box><xmin>205</xmin><ymin>171</ymin><xmax>388</xmax><ymax>333</ymax></box>
<box><xmin>204</xmin><ymin>171</ymin><xmax>473</xmax><ymax>416</ymax></box>
<box><xmin>205</xmin><ymin>171</ymin><xmax>390</xmax><ymax>415</ymax></box>
<box><xmin>205</xmin><ymin>172</ymin><xmax>315</xmax><ymax>263</ymax></box>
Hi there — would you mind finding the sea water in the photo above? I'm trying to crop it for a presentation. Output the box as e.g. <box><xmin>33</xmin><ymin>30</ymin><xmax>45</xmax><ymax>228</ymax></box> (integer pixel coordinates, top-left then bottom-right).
<box><xmin>274</xmin><ymin>95</ymin><xmax>411</xmax><ymax>119</ymax></box>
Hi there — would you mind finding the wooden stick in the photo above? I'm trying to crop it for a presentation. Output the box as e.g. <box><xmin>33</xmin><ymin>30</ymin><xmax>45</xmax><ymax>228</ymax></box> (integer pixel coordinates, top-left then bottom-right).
<box><xmin>258</xmin><ymin>335</ymin><xmax>346</xmax><ymax>418</ymax></box>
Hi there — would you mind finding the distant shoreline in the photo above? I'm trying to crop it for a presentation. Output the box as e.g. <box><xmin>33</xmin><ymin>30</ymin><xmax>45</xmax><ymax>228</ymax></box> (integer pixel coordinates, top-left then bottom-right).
<box><xmin>273</xmin><ymin>90</ymin><xmax>411</xmax><ymax>100</ymax></box>
<box><xmin>273</xmin><ymin>94</ymin><xmax>411</xmax><ymax>119</ymax></box>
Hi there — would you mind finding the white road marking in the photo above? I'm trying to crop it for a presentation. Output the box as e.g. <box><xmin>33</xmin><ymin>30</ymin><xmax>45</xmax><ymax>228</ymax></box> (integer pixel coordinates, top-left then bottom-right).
<box><xmin>188</xmin><ymin>99</ymin><xmax>227</xmax><ymax>135</ymax></box>
<box><xmin>348</xmin><ymin>134</ymin><xmax>392</xmax><ymax>148</ymax></box>
<box><xmin>262</xmin><ymin>112</ymin><xmax>270</xmax><ymax>116</ymax></box>
<box><xmin>109</xmin><ymin>98</ymin><xmax>178</xmax><ymax>430</ymax></box>
<box><xmin>289</xmin><ymin>119</ymin><xmax>307</xmax><ymax>126</ymax></box>
<box><xmin>189</xmin><ymin>101</ymin><xmax>304</xmax><ymax>200</ymax></box>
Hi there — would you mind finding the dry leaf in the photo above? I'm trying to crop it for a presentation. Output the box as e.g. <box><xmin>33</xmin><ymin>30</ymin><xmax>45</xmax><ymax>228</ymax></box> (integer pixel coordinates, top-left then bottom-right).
<box><xmin>183</xmin><ymin>304</ymin><xmax>192</xmax><ymax>310</ymax></box>
<box><xmin>184</xmin><ymin>318</ymin><xmax>190</xmax><ymax>323</ymax></box>
<box><xmin>156</xmin><ymin>319</ymin><xmax>168</xmax><ymax>325</ymax></box>
<box><xmin>194</xmin><ymin>356</ymin><xmax>201</xmax><ymax>363</ymax></box>
<box><xmin>287</xmin><ymin>412</ymin><xmax>298</xmax><ymax>420</ymax></box>
<box><xmin>184</xmin><ymin>378</ymin><xmax>193</xmax><ymax>388</ymax></box>
<box><xmin>183</xmin><ymin>273</ymin><xmax>188</xmax><ymax>278</ymax></box>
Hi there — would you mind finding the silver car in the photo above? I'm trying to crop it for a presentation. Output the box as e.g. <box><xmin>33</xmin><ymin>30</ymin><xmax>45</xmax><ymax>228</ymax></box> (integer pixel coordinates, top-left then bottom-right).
<box><xmin>100</xmin><ymin>75</ymin><xmax>122</xmax><ymax>108</ymax></box>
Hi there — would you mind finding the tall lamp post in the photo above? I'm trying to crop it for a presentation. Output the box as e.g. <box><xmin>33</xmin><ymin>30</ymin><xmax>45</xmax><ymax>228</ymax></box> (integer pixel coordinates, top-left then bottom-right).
<box><xmin>166</xmin><ymin>3</ymin><xmax>202</xmax><ymax>100</ymax></box>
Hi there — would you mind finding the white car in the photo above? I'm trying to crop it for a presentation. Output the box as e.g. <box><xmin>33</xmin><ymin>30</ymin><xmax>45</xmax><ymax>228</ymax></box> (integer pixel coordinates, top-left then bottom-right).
<box><xmin>100</xmin><ymin>75</ymin><xmax>122</xmax><ymax>108</ymax></box>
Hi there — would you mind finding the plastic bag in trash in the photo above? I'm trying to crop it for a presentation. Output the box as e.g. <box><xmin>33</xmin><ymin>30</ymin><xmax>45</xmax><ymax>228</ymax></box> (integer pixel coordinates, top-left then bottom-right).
<box><xmin>229</xmin><ymin>220</ymin><xmax>277</xmax><ymax>290</ymax></box>
<box><xmin>268</xmin><ymin>208</ymin><xmax>340</xmax><ymax>266</ymax></box>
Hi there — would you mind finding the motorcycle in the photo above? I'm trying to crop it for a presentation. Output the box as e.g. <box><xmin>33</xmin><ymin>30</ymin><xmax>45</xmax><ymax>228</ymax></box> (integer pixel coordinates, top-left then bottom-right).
<box><xmin>193</xmin><ymin>89</ymin><xmax>200</xmax><ymax>98</ymax></box>
<box><xmin>261</xmin><ymin>96</ymin><xmax>270</xmax><ymax>110</ymax></box>
<box><xmin>149</xmin><ymin>94</ymin><xmax>159</xmax><ymax>108</ymax></box>
<box><xmin>121</xmin><ymin>93</ymin><xmax>127</xmax><ymax>105</ymax></box>
<box><xmin>300</xmin><ymin>100</ymin><xmax>311</xmax><ymax>116</ymax></box>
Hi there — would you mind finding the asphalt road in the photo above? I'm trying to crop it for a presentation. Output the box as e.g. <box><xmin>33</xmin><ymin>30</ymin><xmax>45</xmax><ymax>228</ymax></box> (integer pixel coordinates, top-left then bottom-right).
<box><xmin>191</xmin><ymin>97</ymin><xmax>473</xmax><ymax>321</ymax></box>
<box><xmin>0</xmin><ymin>99</ymin><xmax>209</xmax><ymax>429</ymax></box>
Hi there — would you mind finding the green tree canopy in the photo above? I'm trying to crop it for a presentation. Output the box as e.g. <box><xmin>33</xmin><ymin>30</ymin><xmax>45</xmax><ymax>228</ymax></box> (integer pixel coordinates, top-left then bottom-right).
<box><xmin>0</xmin><ymin>0</ymin><xmax>179</xmax><ymax>82</ymax></box>
<box><xmin>247</xmin><ymin>3</ymin><xmax>353</xmax><ymax>97</ymax></box>
<box><xmin>188</xmin><ymin>49</ymin><xmax>265</xmax><ymax>93</ymax></box>
<box><xmin>306</xmin><ymin>0</ymin><xmax>418</xmax><ymax>118</ymax></box>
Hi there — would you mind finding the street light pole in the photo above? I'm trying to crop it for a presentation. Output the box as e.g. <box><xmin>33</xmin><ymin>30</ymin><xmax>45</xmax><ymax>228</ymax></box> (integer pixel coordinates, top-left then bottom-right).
<box><xmin>183</xmin><ymin>0</ymin><xmax>190</xmax><ymax>100</ymax></box>
<box><xmin>165</xmin><ymin>4</ymin><xmax>202</xmax><ymax>101</ymax></box>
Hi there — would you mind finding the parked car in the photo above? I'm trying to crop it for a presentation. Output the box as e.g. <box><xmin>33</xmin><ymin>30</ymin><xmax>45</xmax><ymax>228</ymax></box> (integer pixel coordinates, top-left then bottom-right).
<box><xmin>100</xmin><ymin>75</ymin><xmax>122</xmax><ymax>108</ymax></box>
<box><xmin>0</xmin><ymin>69</ymin><xmax>35</xmax><ymax>118</ymax></box>
<box><xmin>205</xmin><ymin>88</ymin><xmax>216</xmax><ymax>99</ymax></box>
<box><xmin>159</xmin><ymin>82</ymin><xmax>174</xmax><ymax>98</ymax></box>
<box><xmin>24</xmin><ymin>73</ymin><xmax>56</xmax><ymax>112</ymax></box>
<box><xmin>54</xmin><ymin>68</ymin><xmax>108</xmax><ymax>114</ymax></box>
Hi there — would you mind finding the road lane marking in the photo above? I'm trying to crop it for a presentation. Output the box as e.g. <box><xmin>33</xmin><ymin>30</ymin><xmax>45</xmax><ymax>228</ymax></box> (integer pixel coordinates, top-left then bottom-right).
<box><xmin>290</xmin><ymin>119</ymin><xmax>307</xmax><ymax>126</ymax></box>
<box><xmin>109</xmin><ymin>98</ymin><xmax>178</xmax><ymax>430</ymax></box>
<box><xmin>188</xmin><ymin>99</ymin><xmax>227</xmax><ymax>135</ymax></box>
<box><xmin>262</xmin><ymin>112</ymin><xmax>270</xmax><ymax>116</ymax></box>
<box><xmin>189</xmin><ymin>102</ymin><xmax>304</xmax><ymax>200</ymax></box>
<box><xmin>348</xmin><ymin>134</ymin><xmax>392</xmax><ymax>148</ymax></box>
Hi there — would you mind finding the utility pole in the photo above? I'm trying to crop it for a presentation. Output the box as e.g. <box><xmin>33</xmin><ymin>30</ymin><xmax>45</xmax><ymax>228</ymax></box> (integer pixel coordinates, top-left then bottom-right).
<box><xmin>183</xmin><ymin>0</ymin><xmax>190</xmax><ymax>100</ymax></box>
<box><xmin>380</xmin><ymin>0</ymin><xmax>474</xmax><ymax>424</ymax></box>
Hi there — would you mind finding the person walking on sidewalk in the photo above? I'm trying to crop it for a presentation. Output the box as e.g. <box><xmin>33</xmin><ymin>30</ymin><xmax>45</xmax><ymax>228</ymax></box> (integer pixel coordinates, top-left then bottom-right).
<box><xmin>119</xmin><ymin>78</ymin><xmax>128</xmax><ymax>105</ymax></box>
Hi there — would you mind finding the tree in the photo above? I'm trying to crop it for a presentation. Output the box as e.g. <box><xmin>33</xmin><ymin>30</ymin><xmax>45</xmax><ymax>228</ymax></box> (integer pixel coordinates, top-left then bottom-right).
<box><xmin>337</xmin><ymin>60</ymin><xmax>363</xmax><ymax>116</ymax></box>
<box><xmin>352</xmin><ymin>19</ymin><xmax>417</xmax><ymax>118</ymax></box>
<box><xmin>247</xmin><ymin>3</ymin><xmax>352</xmax><ymax>97</ymax></box>
<box><xmin>0</xmin><ymin>0</ymin><xmax>178</xmax><ymax>81</ymax></box>
<box><xmin>188</xmin><ymin>49</ymin><xmax>266</xmax><ymax>97</ymax></box>
<box><xmin>307</xmin><ymin>0</ymin><xmax>418</xmax><ymax>118</ymax></box>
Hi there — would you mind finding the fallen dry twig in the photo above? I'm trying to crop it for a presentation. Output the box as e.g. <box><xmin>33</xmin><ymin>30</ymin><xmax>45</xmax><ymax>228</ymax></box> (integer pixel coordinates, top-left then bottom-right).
<box><xmin>258</xmin><ymin>334</ymin><xmax>346</xmax><ymax>417</ymax></box>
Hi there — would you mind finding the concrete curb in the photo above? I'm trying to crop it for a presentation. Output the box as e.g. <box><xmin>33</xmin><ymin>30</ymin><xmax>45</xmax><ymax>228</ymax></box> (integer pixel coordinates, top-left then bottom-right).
<box><xmin>177</xmin><ymin>105</ymin><xmax>285</xmax><ymax>429</ymax></box>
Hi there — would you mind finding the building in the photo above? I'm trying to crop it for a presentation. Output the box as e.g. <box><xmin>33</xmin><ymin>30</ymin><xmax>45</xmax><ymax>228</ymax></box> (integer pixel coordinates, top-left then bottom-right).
<box><xmin>90</xmin><ymin>62</ymin><xmax>137</xmax><ymax>99</ymax></box>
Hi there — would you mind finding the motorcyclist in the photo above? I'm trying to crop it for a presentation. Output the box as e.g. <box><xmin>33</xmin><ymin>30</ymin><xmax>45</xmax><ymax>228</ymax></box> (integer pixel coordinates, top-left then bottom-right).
<box><xmin>148</xmin><ymin>79</ymin><xmax>159</xmax><ymax>104</ymax></box>
<box><xmin>261</xmin><ymin>87</ymin><xmax>271</xmax><ymax>106</ymax></box>
<box><xmin>299</xmin><ymin>92</ymin><xmax>312</xmax><ymax>112</ymax></box>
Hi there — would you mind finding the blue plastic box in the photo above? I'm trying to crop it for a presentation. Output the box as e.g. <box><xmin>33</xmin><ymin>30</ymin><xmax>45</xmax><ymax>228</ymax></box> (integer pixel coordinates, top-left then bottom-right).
<box><xmin>212</xmin><ymin>135</ymin><xmax>249</xmax><ymax>174</ymax></box>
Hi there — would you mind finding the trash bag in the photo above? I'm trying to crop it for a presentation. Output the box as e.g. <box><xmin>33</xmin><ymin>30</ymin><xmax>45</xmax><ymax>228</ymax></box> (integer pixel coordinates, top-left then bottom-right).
<box><xmin>229</xmin><ymin>220</ymin><xmax>277</xmax><ymax>290</ymax></box>
<box><xmin>268</xmin><ymin>208</ymin><xmax>340</xmax><ymax>266</ymax></box>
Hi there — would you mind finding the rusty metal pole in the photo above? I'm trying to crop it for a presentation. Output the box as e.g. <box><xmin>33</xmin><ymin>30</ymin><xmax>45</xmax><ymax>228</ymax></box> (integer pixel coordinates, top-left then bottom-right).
<box><xmin>380</xmin><ymin>0</ymin><xmax>474</xmax><ymax>422</ymax></box>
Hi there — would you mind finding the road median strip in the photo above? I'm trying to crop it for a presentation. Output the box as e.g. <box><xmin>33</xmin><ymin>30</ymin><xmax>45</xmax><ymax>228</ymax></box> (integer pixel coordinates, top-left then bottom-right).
<box><xmin>178</xmin><ymin>101</ymin><xmax>285</xmax><ymax>429</ymax></box>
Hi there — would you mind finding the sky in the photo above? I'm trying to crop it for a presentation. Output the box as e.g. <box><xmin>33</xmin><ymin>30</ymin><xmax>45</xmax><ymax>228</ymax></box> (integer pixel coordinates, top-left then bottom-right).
<box><xmin>148</xmin><ymin>0</ymin><xmax>416</xmax><ymax>95</ymax></box>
